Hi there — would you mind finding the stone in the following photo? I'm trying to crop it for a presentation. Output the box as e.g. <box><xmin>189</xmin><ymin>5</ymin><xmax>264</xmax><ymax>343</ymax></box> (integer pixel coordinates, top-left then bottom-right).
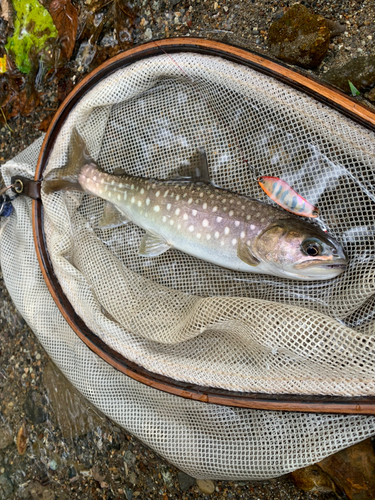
<box><xmin>24</xmin><ymin>389</ymin><xmax>47</xmax><ymax>424</ymax></box>
<box><xmin>290</xmin><ymin>464</ymin><xmax>336</xmax><ymax>493</ymax></box>
<box><xmin>318</xmin><ymin>438</ymin><xmax>375</xmax><ymax>500</ymax></box>
<box><xmin>324</xmin><ymin>57</ymin><xmax>375</xmax><ymax>95</ymax></box>
<box><xmin>0</xmin><ymin>425</ymin><xmax>13</xmax><ymax>449</ymax></box>
<box><xmin>178</xmin><ymin>471</ymin><xmax>195</xmax><ymax>491</ymax></box>
<box><xmin>268</xmin><ymin>4</ymin><xmax>330</xmax><ymax>69</ymax></box>
<box><xmin>43</xmin><ymin>362</ymin><xmax>104</xmax><ymax>439</ymax></box>
<box><xmin>196</xmin><ymin>479</ymin><xmax>215</xmax><ymax>494</ymax></box>
<box><xmin>0</xmin><ymin>474</ymin><xmax>13</xmax><ymax>500</ymax></box>
<box><xmin>365</xmin><ymin>87</ymin><xmax>375</xmax><ymax>102</ymax></box>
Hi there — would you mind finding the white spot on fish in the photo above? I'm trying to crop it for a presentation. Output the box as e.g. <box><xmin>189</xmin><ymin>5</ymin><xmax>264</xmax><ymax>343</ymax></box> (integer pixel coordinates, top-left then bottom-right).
<box><xmin>216</xmin><ymin>217</ymin><xmax>222</xmax><ymax>223</ymax></box>
<box><xmin>214</xmin><ymin>231</ymin><xmax>220</xmax><ymax>239</ymax></box>
<box><xmin>93</xmin><ymin>176</ymin><xmax>97</xmax><ymax>181</ymax></box>
<box><xmin>212</xmin><ymin>206</ymin><xmax>218</xmax><ymax>212</ymax></box>
<box><xmin>246</xmin><ymin>215</ymin><xmax>251</xmax><ymax>220</ymax></box>
<box><xmin>232</xmin><ymin>238</ymin><xmax>237</xmax><ymax>246</ymax></box>
<box><xmin>240</xmin><ymin>231</ymin><xmax>245</xmax><ymax>238</ymax></box>
<box><xmin>176</xmin><ymin>195</ymin><xmax>180</xmax><ymax>201</ymax></box>
<box><xmin>108</xmin><ymin>192</ymin><xmax>112</xmax><ymax>198</ymax></box>
<box><xmin>137</xmin><ymin>200</ymin><xmax>142</xmax><ymax>207</ymax></box>
<box><xmin>261</xmin><ymin>218</ymin><xmax>265</xmax><ymax>222</ymax></box>
<box><xmin>189</xmin><ymin>225</ymin><xmax>194</xmax><ymax>232</ymax></box>
<box><xmin>164</xmin><ymin>190</ymin><xmax>169</xmax><ymax>197</ymax></box>
<box><xmin>119</xmin><ymin>183</ymin><xmax>123</xmax><ymax>188</ymax></box>
<box><xmin>229</xmin><ymin>210</ymin><xmax>234</xmax><ymax>217</ymax></box>
<box><xmin>131</xmin><ymin>184</ymin><xmax>134</xmax><ymax>190</ymax></box>
<box><xmin>154</xmin><ymin>205</ymin><xmax>160</xmax><ymax>212</ymax></box>
<box><xmin>170</xmin><ymin>219</ymin><xmax>174</xmax><ymax>226</ymax></box>
<box><xmin>131</xmin><ymin>197</ymin><xmax>135</xmax><ymax>204</ymax></box>
<box><xmin>104</xmin><ymin>185</ymin><xmax>108</xmax><ymax>191</ymax></box>
<box><xmin>220</xmin><ymin>240</ymin><xmax>225</xmax><ymax>246</ymax></box>
<box><xmin>156</xmin><ymin>191</ymin><xmax>160</xmax><ymax>197</ymax></box>
<box><xmin>192</xmin><ymin>210</ymin><xmax>197</xmax><ymax>216</ymax></box>
<box><xmin>206</xmin><ymin>234</ymin><xmax>211</xmax><ymax>240</ymax></box>
<box><xmin>140</xmin><ymin>188</ymin><xmax>144</xmax><ymax>194</ymax></box>
<box><xmin>247</xmin><ymin>240</ymin><xmax>251</xmax><ymax>246</ymax></box>
<box><xmin>229</xmin><ymin>199</ymin><xmax>234</xmax><ymax>204</ymax></box>
<box><xmin>196</xmin><ymin>233</ymin><xmax>201</xmax><ymax>239</ymax></box>
<box><xmin>224</xmin><ymin>227</ymin><xmax>230</xmax><ymax>235</ymax></box>
<box><xmin>202</xmin><ymin>219</ymin><xmax>209</xmax><ymax>227</ymax></box>
<box><xmin>235</xmin><ymin>220</ymin><xmax>240</xmax><ymax>227</ymax></box>
<box><xmin>188</xmin><ymin>198</ymin><xmax>193</xmax><ymax>204</ymax></box>
<box><xmin>202</xmin><ymin>202</ymin><xmax>207</xmax><ymax>209</ymax></box>
<box><xmin>199</xmin><ymin>192</ymin><xmax>204</xmax><ymax>198</ymax></box>
<box><xmin>175</xmin><ymin>208</ymin><xmax>180</xmax><ymax>216</ymax></box>
<box><xmin>241</xmin><ymin>205</ymin><xmax>245</xmax><ymax>210</ymax></box>
<box><xmin>167</xmin><ymin>204</ymin><xmax>171</xmax><ymax>210</ymax></box>
<box><xmin>162</xmin><ymin>216</ymin><xmax>167</xmax><ymax>223</ymax></box>
<box><xmin>183</xmin><ymin>213</ymin><xmax>188</xmax><ymax>220</ymax></box>
<box><xmin>250</xmin><ymin>224</ymin><xmax>255</xmax><ymax>230</ymax></box>
<box><xmin>146</xmin><ymin>198</ymin><xmax>150</xmax><ymax>206</ymax></box>
<box><xmin>223</xmin><ymin>207</ymin><xmax>227</xmax><ymax>212</ymax></box>
<box><xmin>111</xmin><ymin>180</ymin><xmax>115</xmax><ymax>185</ymax></box>
<box><xmin>177</xmin><ymin>223</ymin><xmax>181</xmax><ymax>230</ymax></box>
<box><xmin>118</xmin><ymin>194</ymin><xmax>121</xmax><ymax>201</ymax></box>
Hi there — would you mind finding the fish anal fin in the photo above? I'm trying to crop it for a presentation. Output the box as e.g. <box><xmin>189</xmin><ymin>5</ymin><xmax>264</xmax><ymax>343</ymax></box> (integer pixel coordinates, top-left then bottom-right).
<box><xmin>237</xmin><ymin>240</ymin><xmax>260</xmax><ymax>267</ymax></box>
<box><xmin>167</xmin><ymin>149</ymin><xmax>213</xmax><ymax>185</ymax></box>
<box><xmin>98</xmin><ymin>202</ymin><xmax>131</xmax><ymax>229</ymax></box>
<box><xmin>139</xmin><ymin>231</ymin><xmax>171</xmax><ymax>257</ymax></box>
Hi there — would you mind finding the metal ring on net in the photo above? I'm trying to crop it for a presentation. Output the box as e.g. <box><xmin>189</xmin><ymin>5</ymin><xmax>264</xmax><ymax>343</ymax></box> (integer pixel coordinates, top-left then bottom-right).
<box><xmin>32</xmin><ymin>38</ymin><xmax>375</xmax><ymax>415</ymax></box>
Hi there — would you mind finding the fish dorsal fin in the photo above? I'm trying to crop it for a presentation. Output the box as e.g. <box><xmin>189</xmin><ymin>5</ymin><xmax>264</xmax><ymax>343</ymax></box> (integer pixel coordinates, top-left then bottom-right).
<box><xmin>139</xmin><ymin>231</ymin><xmax>171</xmax><ymax>257</ymax></box>
<box><xmin>167</xmin><ymin>149</ymin><xmax>212</xmax><ymax>184</ymax></box>
<box><xmin>237</xmin><ymin>240</ymin><xmax>260</xmax><ymax>267</ymax></box>
<box><xmin>98</xmin><ymin>202</ymin><xmax>131</xmax><ymax>229</ymax></box>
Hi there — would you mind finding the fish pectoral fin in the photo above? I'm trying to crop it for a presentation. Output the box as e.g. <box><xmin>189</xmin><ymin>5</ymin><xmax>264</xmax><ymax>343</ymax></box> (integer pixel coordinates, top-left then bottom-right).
<box><xmin>98</xmin><ymin>202</ymin><xmax>131</xmax><ymax>229</ymax></box>
<box><xmin>237</xmin><ymin>240</ymin><xmax>260</xmax><ymax>267</ymax></box>
<box><xmin>167</xmin><ymin>149</ymin><xmax>214</xmax><ymax>185</ymax></box>
<box><xmin>139</xmin><ymin>231</ymin><xmax>171</xmax><ymax>257</ymax></box>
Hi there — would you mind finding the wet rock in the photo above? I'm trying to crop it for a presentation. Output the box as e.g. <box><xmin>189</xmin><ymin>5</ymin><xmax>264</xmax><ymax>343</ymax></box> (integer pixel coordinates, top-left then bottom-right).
<box><xmin>0</xmin><ymin>473</ymin><xmax>13</xmax><ymax>500</ymax></box>
<box><xmin>324</xmin><ymin>57</ymin><xmax>375</xmax><ymax>94</ymax></box>
<box><xmin>196</xmin><ymin>479</ymin><xmax>215</xmax><ymax>494</ymax></box>
<box><xmin>178</xmin><ymin>471</ymin><xmax>195</xmax><ymax>491</ymax></box>
<box><xmin>0</xmin><ymin>425</ymin><xmax>13</xmax><ymax>449</ymax></box>
<box><xmin>365</xmin><ymin>87</ymin><xmax>375</xmax><ymax>102</ymax></box>
<box><xmin>43</xmin><ymin>362</ymin><xmax>104</xmax><ymax>439</ymax></box>
<box><xmin>318</xmin><ymin>438</ymin><xmax>375</xmax><ymax>500</ymax></box>
<box><xmin>290</xmin><ymin>464</ymin><xmax>337</xmax><ymax>493</ymax></box>
<box><xmin>268</xmin><ymin>4</ymin><xmax>330</xmax><ymax>69</ymax></box>
<box><xmin>24</xmin><ymin>389</ymin><xmax>47</xmax><ymax>424</ymax></box>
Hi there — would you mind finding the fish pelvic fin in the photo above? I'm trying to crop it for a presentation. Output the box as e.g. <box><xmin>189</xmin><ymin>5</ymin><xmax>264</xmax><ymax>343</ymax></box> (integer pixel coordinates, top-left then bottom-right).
<box><xmin>237</xmin><ymin>240</ymin><xmax>260</xmax><ymax>267</ymax></box>
<box><xmin>43</xmin><ymin>128</ymin><xmax>95</xmax><ymax>195</ymax></box>
<box><xmin>139</xmin><ymin>231</ymin><xmax>171</xmax><ymax>257</ymax></box>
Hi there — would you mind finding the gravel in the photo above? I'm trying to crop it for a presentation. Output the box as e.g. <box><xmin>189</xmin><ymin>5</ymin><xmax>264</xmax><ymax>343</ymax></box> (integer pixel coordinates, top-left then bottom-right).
<box><xmin>1</xmin><ymin>0</ymin><xmax>374</xmax><ymax>498</ymax></box>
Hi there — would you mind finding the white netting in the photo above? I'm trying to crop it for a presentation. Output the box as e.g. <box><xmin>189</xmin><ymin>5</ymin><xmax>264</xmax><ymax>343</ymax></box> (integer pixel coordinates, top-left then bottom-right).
<box><xmin>40</xmin><ymin>53</ymin><xmax>375</xmax><ymax>396</ymax></box>
<box><xmin>1</xmin><ymin>51</ymin><xmax>375</xmax><ymax>479</ymax></box>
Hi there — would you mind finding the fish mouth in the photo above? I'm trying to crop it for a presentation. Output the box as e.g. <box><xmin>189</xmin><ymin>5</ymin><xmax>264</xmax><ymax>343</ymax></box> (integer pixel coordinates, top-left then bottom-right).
<box><xmin>294</xmin><ymin>259</ymin><xmax>347</xmax><ymax>270</ymax></box>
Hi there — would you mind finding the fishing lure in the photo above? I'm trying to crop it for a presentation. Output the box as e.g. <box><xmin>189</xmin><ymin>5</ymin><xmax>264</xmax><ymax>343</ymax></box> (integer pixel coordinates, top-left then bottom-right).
<box><xmin>258</xmin><ymin>176</ymin><xmax>319</xmax><ymax>218</ymax></box>
<box><xmin>153</xmin><ymin>42</ymin><xmax>320</xmax><ymax>218</ymax></box>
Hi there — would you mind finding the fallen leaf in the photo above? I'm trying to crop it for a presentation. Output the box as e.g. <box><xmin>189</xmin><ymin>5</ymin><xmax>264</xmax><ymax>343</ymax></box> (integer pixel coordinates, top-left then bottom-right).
<box><xmin>0</xmin><ymin>0</ymin><xmax>11</xmax><ymax>22</ymax></box>
<box><xmin>48</xmin><ymin>0</ymin><xmax>78</xmax><ymax>60</ymax></box>
<box><xmin>16</xmin><ymin>424</ymin><xmax>27</xmax><ymax>455</ymax></box>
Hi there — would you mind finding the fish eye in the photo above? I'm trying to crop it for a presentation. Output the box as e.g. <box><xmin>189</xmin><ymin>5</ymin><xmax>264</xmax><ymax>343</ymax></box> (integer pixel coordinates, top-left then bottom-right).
<box><xmin>302</xmin><ymin>239</ymin><xmax>322</xmax><ymax>257</ymax></box>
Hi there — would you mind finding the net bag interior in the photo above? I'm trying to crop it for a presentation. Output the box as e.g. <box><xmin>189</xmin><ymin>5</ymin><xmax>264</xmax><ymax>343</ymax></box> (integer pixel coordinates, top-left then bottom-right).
<box><xmin>1</xmin><ymin>49</ymin><xmax>375</xmax><ymax>479</ymax></box>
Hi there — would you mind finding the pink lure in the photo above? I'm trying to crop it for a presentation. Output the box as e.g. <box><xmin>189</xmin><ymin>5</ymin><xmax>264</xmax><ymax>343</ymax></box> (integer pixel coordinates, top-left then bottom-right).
<box><xmin>258</xmin><ymin>176</ymin><xmax>319</xmax><ymax>218</ymax></box>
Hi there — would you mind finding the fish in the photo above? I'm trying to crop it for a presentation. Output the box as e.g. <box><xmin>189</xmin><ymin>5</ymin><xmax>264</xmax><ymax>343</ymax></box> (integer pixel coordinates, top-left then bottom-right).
<box><xmin>43</xmin><ymin>130</ymin><xmax>347</xmax><ymax>281</ymax></box>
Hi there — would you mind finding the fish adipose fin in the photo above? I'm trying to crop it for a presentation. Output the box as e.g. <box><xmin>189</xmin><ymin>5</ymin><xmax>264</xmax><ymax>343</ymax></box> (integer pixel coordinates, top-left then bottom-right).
<box><xmin>43</xmin><ymin>129</ymin><xmax>95</xmax><ymax>194</ymax></box>
<box><xmin>168</xmin><ymin>149</ymin><xmax>213</xmax><ymax>185</ymax></box>
<box><xmin>139</xmin><ymin>231</ymin><xmax>171</xmax><ymax>257</ymax></box>
<box><xmin>237</xmin><ymin>240</ymin><xmax>260</xmax><ymax>267</ymax></box>
<box><xmin>98</xmin><ymin>203</ymin><xmax>131</xmax><ymax>230</ymax></box>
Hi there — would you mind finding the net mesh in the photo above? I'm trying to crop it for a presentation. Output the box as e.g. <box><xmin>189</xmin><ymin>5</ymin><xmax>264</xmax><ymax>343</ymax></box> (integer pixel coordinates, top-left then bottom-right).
<box><xmin>40</xmin><ymin>53</ymin><xmax>375</xmax><ymax>396</ymax></box>
<box><xmin>1</xmin><ymin>51</ymin><xmax>375</xmax><ymax>479</ymax></box>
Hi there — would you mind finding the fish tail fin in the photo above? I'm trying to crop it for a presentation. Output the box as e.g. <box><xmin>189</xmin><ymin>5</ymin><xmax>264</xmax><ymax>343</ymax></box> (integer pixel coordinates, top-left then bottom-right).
<box><xmin>43</xmin><ymin>129</ymin><xmax>95</xmax><ymax>194</ymax></box>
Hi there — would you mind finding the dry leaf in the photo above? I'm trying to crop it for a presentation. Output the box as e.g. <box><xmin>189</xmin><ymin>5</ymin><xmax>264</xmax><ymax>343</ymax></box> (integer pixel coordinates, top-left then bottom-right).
<box><xmin>48</xmin><ymin>0</ymin><xmax>78</xmax><ymax>60</ymax></box>
<box><xmin>0</xmin><ymin>0</ymin><xmax>11</xmax><ymax>22</ymax></box>
<box><xmin>16</xmin><ymin>424</ymin><xmax>27</xmax><ymax>455</ymax></box>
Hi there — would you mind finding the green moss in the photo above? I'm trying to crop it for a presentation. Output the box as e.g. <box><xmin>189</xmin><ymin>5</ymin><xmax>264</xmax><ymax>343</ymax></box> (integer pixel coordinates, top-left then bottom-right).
<box><xmin>5</xmin><ymin>0</ymin><xmax>58</xmax><ymax>74</ymax></box>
